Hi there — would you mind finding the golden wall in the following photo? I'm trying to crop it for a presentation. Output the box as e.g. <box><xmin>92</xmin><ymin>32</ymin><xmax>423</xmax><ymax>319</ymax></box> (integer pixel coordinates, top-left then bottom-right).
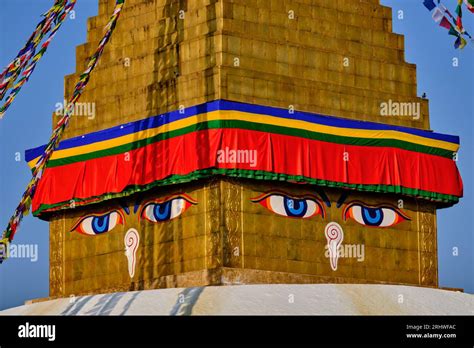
<box><xmin>49</xmin><ymin>178</ymin><xmax>438</xmax><ymax>297</ymax></box>
<box><xmin>60</xmin><ymin>0</ymin><xmax>428</xmax><ymax>138</ymax></box>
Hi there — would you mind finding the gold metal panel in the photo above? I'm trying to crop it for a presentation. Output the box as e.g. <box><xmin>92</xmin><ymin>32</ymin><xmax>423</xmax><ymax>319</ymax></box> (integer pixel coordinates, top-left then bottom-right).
<box><xmin>47</xmin><ymin>0</ymin><xmax>440</xmax><ymax>297</ymax></box>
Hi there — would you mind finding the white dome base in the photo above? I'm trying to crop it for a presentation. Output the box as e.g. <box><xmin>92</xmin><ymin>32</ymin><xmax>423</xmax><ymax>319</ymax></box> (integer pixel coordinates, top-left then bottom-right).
<box><xmin>1</xmin><ymin>284</ymin><xmax>473</xmax><ymax>315</ymax></box>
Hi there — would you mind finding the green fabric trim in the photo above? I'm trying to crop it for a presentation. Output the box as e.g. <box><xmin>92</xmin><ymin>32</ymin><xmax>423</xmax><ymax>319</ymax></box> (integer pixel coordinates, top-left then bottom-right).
<box><xmin>42</xmin><ymin>120</ymin><xmax>456</xmax><ymax>169</ymax></box>
<box><xmin>33</xmin><ymin>168</ymin><xmax>460</xmax><ymax>216</ymax></box>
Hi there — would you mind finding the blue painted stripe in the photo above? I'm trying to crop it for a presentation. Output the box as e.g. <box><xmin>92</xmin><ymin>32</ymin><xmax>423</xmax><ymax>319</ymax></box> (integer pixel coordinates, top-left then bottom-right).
<box><xmin>219</xmin><ymin>100</ymin><xmax>459</xmax><ymax>143</ymax></box>
<box><xmin>25</xmin><ymin>100</ymin><xmax>222</xmax><ymax>161</ymax></box>
<box><xmin>25</xmin><ymin>99</ymin><xmax>460</xmax><ymax>162</ymax></box>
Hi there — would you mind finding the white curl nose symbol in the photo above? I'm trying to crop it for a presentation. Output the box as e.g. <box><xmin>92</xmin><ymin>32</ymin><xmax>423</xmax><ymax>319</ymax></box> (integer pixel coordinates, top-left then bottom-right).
<box><xmin>325</xmin><ymin>222</ymin><xmax>344</xmax><ymax>271</ymax></box>
<box><xmin>124</xmin><ymin>228</ymin><xmax>139</xmax><ymax>278</ymax></box>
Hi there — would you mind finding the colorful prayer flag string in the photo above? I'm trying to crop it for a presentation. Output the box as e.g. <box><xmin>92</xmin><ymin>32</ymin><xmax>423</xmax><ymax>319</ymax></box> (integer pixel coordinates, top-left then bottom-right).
<box><xmin>424</xmin><ymin>0</ymin><xmax>473</xmax><ymax>49</ymax></box>
<box><xmin>0</xmin><ymin>1</ymin><xmax>63</xmax><ymax>99</ymax></box>
<box><xmin>0</xmin><ymin>0</ymin><xmax>126</xmax><ymax>264</ymax></box>
<box><xmin>0</xmin><ymin>0</ymin><xmax>77</xmax><ymax>119</ymax></box>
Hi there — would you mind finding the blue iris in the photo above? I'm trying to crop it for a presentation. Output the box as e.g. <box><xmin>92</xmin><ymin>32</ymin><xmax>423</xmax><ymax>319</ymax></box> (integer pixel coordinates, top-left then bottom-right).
<box><xmin>153</xmin><ymin>201</ymin><xmax>172</xmax><ymax>221</ymax></box>
<box><xmin>283</xmin><ymin>197</ymin><xmax>307</xmax><ymax>217</ymax></box>
<box><xmin>361</xmin><ymin>207</ymin><xmax>383</xmax><ymax>226</ymax></box>
<box><xmin>92</xmin><ymin>215</ymin><xmax>110</xmax><ymax>234</ymax></box>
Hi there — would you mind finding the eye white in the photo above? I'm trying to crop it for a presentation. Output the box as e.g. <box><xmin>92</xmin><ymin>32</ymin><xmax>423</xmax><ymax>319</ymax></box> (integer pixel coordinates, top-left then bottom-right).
<box><xmin>169</xmin><ymin>198</ymin><xmax>186</xmax><ymax>219</ymax></box>
<box><xmin>144</xmin><ymin>204</ymin><xmax>157</xmax><ymax>222</ymax></box>
<box><xmin>380</xmin><ymin>208</ymin><xmax>396</xmax><ymax>227</ymax></box>
<box><xmin>81</xmin><ymin>217</ymin><xmax>95</xmax><ymax>235</ymax></box>
<box><xmin>108</xmin><ymin>211</ymin><xmax>119</xmax><ymax>228</ymax></box>
<box><xmin>268</xmin><ymin>195</ymin><xmax>287</xmax><ymax>216</ymax></box>
<box><xmin>303</xmin><ymin>200</ymin><xmax>317</xmax><ymax>218</ymax></box>
<box><xmin>350</xmin><ymin>206</ymin><xmax>364</xmax><ymax>225</ymax></box>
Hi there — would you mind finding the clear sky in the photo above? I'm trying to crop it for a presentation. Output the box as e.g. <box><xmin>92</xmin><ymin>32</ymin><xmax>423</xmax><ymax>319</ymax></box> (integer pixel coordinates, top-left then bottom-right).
<box><xmin>0</xmin><ymin>0</ymin><xmax>472</xmax><ymax>310</ymax></box>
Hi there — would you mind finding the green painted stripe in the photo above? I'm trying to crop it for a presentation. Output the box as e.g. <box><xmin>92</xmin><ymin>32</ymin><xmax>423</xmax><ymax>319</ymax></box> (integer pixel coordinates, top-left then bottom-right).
<box><xmin>42</xmin><ymin>120</ymin><xmax>455</xmax><ymax>169</ymax></box>
<box><xmin>33</xmin><ymin>168</ymin><xmax>459</xmax><ymax>216</ymax></box>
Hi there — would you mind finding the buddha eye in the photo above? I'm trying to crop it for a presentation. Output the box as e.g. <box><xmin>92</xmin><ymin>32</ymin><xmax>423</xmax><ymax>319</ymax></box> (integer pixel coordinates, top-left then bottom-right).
<box><xmin>251</xmin><ymin>192</ymin><xmax>325</xmax><ymax>219</ymax></box>
<box><xmin>343</xmin><ymin>202</ymin><xmax>410</xmax><ymax>227</ymax></box>
<box><xmin>71</xmin><ymin>210</ymin><xmax>124</xmax><ymax>236</ymax></box>
<box><xmin>140</xmin><ymin>195</ymin><xmax>197</xmax><ymax>223</ymax></box>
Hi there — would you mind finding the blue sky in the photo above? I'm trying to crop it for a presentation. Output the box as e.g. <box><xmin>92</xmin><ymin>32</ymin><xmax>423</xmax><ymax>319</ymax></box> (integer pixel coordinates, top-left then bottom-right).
<box><xmin>0</xmin><ymin>0</ymin><xmax>472</xmax><ymax>310</ymax></box>
<box><xmin>381</xmin><ymin>0</ymin><xmax>473</xmax><ymax>295</ymax></box>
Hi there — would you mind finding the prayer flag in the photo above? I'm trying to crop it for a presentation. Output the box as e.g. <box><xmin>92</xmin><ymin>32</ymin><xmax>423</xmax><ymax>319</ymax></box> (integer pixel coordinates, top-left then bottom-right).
<box><xmin>440</xmin><ymin>16</ymin><xmax>452</xmax><ymax>29</ymax></box>
<box><xmin>424</xmin><ymin>0</ymin><xmax>437</xmax><ymax>11</ymax></box>
<box><xmin>439</xmin><ymin>4</ymin><xmax>455</xmax><ymax>18</ymax></box>
<box><xmin>449</xmin><ymin>26</ymin><xmax>459</xmax><ymax>36</ymax></box>
<box><xmin>432</xmin><ymin>8</ymin><xmax>444</xmax><ymax>22</ymax></box>
<box><xmin>454</xmin><ymin>35</ymin><xmax>467</xmax><ymax>48</ymax></box>
<box><xmin>464</xmin><ymin>0</ymin><xmax>474</xmax><ymax>13</ymax></box>
<box><xmin>456</xmin><ymin>16</ymin><xmax>464</xmax><ymax>31</ymax></box>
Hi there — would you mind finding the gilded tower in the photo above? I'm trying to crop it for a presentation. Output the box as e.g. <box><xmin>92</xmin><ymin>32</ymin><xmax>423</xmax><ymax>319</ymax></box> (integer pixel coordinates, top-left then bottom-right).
<box><xmin>23</xmin><ymin>0</ymin><xmax>462</xmax><ymax>297</ymax></box>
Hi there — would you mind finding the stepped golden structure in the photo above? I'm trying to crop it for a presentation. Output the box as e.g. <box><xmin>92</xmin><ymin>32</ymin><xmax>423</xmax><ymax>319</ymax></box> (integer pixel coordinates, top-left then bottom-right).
<box><xmin>29</xmin><ymin>0</ymin><xmax>463</xmax><ymax>297</ymax></box>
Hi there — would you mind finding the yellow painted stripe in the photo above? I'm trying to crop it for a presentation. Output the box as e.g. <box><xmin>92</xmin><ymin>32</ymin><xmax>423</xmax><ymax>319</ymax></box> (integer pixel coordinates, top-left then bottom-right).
<box><xmin>28</xmin><ymin>110</ymin><xmax>459</xmax><ymax>168</ymax></box>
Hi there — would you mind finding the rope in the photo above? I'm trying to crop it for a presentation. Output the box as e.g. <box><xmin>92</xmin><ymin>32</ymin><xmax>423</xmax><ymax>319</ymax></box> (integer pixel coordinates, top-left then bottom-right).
<box><xmin>0</xmin><ymin>0</ymin><xmax>126</xmax><ymax>263</ymax></box>
<box><xmin>0</xmin><ymin>0</ymin><xmax>77</xmax><ymax>118</ymax></box>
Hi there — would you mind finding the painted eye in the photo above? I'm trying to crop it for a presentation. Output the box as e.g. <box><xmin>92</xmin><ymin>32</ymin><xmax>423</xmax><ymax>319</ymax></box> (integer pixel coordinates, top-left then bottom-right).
<box><xmin>140</xmin><ymin>195</ymin><xmax>196</xmax><ymax>223</ymax></box>
<box><xmin>71</xmin><ymin>211</ymin><xmax>124</xmax><ymax>235</ymax></box>
<box><xmin>343</xmin><ymin>203</ymin><xmax>409</xmax><ymax>227</ymax></box>
<box><xmin>252</xmin><ymin>193</ymin><xmax>324</xmax><ymax>219</ymax></box>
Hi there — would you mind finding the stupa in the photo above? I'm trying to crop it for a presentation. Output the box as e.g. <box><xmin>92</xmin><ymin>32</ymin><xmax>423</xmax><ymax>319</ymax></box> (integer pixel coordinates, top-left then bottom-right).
<box><xmin>21</xmin><ymin>0</ymin><xmax>463</xmax><ymax>299</ymax></box>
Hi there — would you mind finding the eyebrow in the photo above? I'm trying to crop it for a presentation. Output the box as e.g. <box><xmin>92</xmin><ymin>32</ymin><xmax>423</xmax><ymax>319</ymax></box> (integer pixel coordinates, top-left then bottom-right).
<box><xmin>119</xmin><ymin>201</ymin><xmax>130</xmax><ymax>215</ymax></box>
<box><xmin>134</xmin><ymin>198</ymin><xmax>143</xmax><ymax>214</ymax></box>
<box><xmin>316</xmin><ymin>189</ymin><xmax>331</xmax><ymax>207</ymax></box>
<box><xmin>336</xmin><ymin>191</ymin><xmax>350</xmax><ymax>208</ymax></box>
<box><xmin>119</xmin><ymin>198</ymin><xmax>143</xmax><ymax>214</ymax></box>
